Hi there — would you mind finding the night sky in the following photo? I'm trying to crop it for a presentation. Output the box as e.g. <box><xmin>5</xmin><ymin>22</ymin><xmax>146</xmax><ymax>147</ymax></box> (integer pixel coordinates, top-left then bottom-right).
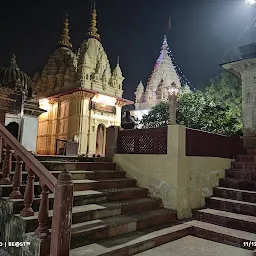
<box><xmin>1</xmin><ymin>0</ymin><xmax>256</xmax><ymax>101</ymax></box>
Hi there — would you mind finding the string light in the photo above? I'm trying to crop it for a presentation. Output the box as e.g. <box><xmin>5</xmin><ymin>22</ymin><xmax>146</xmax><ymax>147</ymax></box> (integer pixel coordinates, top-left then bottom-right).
<box><xmin>147</xmin><ymin>37</ymin><xmax>197</xmax><ymax>92</ymax></box>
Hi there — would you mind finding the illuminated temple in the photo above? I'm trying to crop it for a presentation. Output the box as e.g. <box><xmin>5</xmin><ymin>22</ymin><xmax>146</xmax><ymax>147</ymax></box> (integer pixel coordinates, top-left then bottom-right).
<box><xmin>0</xmin><ymin>7</ymin><xmax>133</xmax><ymax>156</ymax></box>
<box><xmin>132</xmin><ymin>35</ymin><xmax>190</xmax><ymax>119</ymax></box>
<box><xmin>31</xmin><ymin>8</ymin><xmax>133</xmax><ymax>156</ymax></box>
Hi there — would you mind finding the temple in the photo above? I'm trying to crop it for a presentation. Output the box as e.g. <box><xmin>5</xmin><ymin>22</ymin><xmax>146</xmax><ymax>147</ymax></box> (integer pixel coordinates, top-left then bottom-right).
<box><xmin>34</xmin><ymin>9</ymin><xmax>133</xmax><ymax>156</ymax></box>
<box><xmin>0</xmin><ymin>55</ymin><xmax>45</xmax><ymax>152</ymax></box>
<box><xmin>0</xmin><ymin>7</ymin><xmax>133</xmax><ymax>156</ymax></box>
<box><xmin>132</xmin><ymin>35</ymin><xmax>190</xmax><ymax>119</ymax></box>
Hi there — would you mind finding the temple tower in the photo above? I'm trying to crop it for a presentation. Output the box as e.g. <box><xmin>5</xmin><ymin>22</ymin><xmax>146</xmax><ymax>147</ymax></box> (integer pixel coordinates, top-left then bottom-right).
<box><xmin>36</xmin><ymin>7</ymin><xmax>132</xmax><ymax>156</ymax></box>
<box><xmin>134</xmin><ymin>35</ymin><xmax>186</xmax><ymax>111</ymax></box>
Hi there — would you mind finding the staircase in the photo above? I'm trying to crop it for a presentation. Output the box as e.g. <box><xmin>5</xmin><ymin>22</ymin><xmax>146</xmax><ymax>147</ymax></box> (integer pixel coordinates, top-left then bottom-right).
<box><xmin>194</xmin><ymin>148</ymin><xmax>256</xmax><ymax>252</ymax></box>
<box><xmin>1</xmin><ymin>158</ymin><xmax>179</xmax><ymax>256</ymax></box>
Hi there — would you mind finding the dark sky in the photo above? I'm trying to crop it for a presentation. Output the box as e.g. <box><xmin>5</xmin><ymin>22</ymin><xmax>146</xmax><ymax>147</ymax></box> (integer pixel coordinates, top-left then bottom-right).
<box><xmin>1</xmin><ymin>0</ymin><xmax>256</xmax><ymax>101</ymax></box>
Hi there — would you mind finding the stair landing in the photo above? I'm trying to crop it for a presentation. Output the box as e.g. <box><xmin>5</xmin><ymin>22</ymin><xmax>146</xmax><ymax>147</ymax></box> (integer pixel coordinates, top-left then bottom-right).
<box><xmin>135</xmin><ymin>236</ymin><xmax>251</xmax><ymax>256</ymax></box>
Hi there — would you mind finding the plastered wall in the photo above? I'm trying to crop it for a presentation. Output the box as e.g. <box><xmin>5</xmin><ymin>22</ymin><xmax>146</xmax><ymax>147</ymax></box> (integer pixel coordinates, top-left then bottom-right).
<box><xmin>114</xmin><ymin>125</ymin><xmax>232</xmax><ymax>219</ymax></box>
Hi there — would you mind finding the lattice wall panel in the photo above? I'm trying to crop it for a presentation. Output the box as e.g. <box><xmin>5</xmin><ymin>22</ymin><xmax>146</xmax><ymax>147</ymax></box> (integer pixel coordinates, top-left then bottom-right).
<box><xmin>139</xmin><ymin>133</ymin><xmax>154</xmax><ymax>153</ymax></box>
<box><xmin>120</xmin><ymin>135</ymin><xmax>135</xmax><ymax>153</ymax></box>
<box><xmin>117</xmin><ymin>127</ymin><xmax>168</xmax><ymax>154</ymax></box>
<box><xmin>158</xmin><ymin>133</ymin><xmax>167</xmax><ymax>154</ymax></box>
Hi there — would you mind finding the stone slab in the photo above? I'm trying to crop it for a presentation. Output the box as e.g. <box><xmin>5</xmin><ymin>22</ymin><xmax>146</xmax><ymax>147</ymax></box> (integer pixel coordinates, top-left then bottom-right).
<box><xmin>135</xmin><ymin>236</ymin><xmax>252</xmax><ymax>256</ymax></box>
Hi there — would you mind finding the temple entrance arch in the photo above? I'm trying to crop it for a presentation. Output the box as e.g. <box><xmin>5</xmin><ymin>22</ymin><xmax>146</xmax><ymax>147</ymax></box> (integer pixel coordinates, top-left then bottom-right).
<box><xmin>95</xmin><ymin>123</ymin><xmax>106</xmax><ymax>156</ymax></box>
<box><xmin>6</xmin><ymin>122</ymin><xmax>19</xmax><ymax>139</ymax></box>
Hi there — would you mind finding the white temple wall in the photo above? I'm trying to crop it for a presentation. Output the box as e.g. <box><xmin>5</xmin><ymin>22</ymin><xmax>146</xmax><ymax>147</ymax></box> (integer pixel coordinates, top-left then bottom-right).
<box><xmin>5</xmin><ymin>114</ymin><xmax>20</xmax><ymax>126</ymax></box>
<box><xmin>22</xmin><ymin>115</ymin><xmax>38</xmax><ymax>153</ymax></box>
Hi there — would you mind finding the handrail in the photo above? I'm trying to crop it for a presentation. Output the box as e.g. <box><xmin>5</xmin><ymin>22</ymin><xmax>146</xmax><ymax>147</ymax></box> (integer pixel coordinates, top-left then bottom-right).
<box><xmin>0</xmin><ymin>123</ymin><xmax>57</xmax><ymax>191</ymax></box>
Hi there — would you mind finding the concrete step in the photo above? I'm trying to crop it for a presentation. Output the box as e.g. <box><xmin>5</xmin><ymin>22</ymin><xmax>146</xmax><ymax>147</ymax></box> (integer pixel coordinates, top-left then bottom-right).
<box><xmin>236</xmin><ymin>155</ymin><xmax>256</xmax><ymax>162</ymax></box>
<box><xmin>70</xmin><ymin>209</ymin><xmax>176</xmax><ymax>248</ymax></box>
<box><xmin>219</xmin><ymin>178</ymin><xmax>256</xmax><ymax>191</ymax></box>
<box><xmin>196</xmin><ymin>208</ymin><xmax>256</xmax><ymax>233</ymax></box>
<box><xmin>246</xmin><ymin>149</ymin><xmax>256</xmax><ymax>155</ymax></box>
<box><xmin>6</xmin><ymin>187</ymin><xmax>149</xmax><ymax>214</ymax></box>
<box><xmin>0</xmin><ymin>170</ymin><xmax>126</xmax><ymax>181</ymax></box>
<box><xmin>27</xmin><ymin>209</ymin><xmax>177</xmax><ymax>250</ymax></box>
<box><xmin>225</xmin><ymin>169</ymin><xmax>256</xmax><ymax>181</ymax></box>
<box><xmin>206</xmin><ymin>196</ymin><xmax>256</xmax><ymax>216</ymax></box>
<box><xmin>35</xmin><ymin>155</ymin><xmax>82</xmax><ymax>162</ymax></box>
<box><xmin>73</xmin><ymin>179</ymin><xmax>137</xmax><ymax>191</ymax></box>
<box><xmin>21</xmin><ymin>198</ymin><xmax>162</xmax><ymax>233</ymax></box>
<box><xmin>188</xmin><ymin>220</ymin><xmax>256</xmax><ymax>250</ymax></box>
<box><xmin>70</xmin><ymin>223</ymin><xmax>190</xmax><ymax>256</ymax></box>
<box><xmin>0</xmin><ymin>178</ymin><xmax>137</xmax><ymax>197</ymax></box>
<box><xmin>232</xmin><ymin>162</ymin><xmax>256</xmax><ymax>170</ymax></box>
<box><xmin>213</xmin><ymin>187</ymin><xmax>256</xmax><ymax>203</ymax></box>
<box><xmin>40</xmin><ymin>161</ymin><xmax>116</xmax><ymax>171</ymax></box>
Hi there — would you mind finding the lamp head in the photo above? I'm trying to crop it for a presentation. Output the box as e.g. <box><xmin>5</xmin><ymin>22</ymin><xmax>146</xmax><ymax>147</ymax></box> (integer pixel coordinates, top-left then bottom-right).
<box><xmin>168</xmin><ymin>87</ymin><xmax>179</xmax><ymax>96</ymax></box>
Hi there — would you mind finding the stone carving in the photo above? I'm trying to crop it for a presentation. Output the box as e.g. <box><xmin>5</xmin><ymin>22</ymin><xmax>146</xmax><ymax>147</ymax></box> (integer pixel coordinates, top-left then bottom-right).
<box><xmin>36</xmin><ymin>8</ymin><xmax>124</xmax><ymax>100</ymax></box>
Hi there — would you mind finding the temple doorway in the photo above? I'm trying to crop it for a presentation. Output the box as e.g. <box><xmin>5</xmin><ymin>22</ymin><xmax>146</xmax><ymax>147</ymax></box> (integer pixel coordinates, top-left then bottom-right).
<box><xmin>6</xmin><ymin>122</ymin><xmax>19</xmax><ymax>139</ymax></box>
<box><xmin>95</xmin><ymin>124</ymin><xmax>106</xmax><ymax>156</ymax></box>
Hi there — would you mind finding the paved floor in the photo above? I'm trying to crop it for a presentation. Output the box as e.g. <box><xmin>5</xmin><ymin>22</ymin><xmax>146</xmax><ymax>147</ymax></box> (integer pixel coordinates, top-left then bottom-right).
<box><xmin>135</xmin><ymin>236</ymin><xmax>252</xmax><ymax>256</ymax></box>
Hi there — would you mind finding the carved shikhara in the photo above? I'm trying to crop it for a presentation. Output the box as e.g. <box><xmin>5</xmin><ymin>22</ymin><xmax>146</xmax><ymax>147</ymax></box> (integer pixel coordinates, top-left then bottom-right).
<box><xmin>134</xmin><ymin>35</ymin><xmax>188</xmax><ymax>111</ymax></box>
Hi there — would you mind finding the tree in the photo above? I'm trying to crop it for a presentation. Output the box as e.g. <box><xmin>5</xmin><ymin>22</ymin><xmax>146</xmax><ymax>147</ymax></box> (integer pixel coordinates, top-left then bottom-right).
<box><xmin>204</xmin><ymin>71</ymin><xmax>242</xmax><ymax>136</ymax></box>
<box><xmin>139</xmin><ymin>71</ymin><xmax>243</xmax><ymax>136</ymax></box>
<box><xmin>139</xmin><ymin>101</ymin><xmax>169</xmax><ymax>129</ymax></box>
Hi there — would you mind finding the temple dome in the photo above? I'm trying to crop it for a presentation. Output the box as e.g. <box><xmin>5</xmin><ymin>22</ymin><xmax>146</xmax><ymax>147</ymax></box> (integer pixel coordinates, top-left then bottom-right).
<box><xmin>0</xmin><ymin>55</ymin><xmax>32</xmax><ymax>94</ymax></box>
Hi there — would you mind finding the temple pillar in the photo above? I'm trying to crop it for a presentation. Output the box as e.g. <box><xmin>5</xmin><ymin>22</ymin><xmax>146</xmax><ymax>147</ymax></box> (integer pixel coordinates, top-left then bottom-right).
<box><xmin>223</xmin><ymin>59</ymin><xmax>256</xmax><ymax>148</ymax></box>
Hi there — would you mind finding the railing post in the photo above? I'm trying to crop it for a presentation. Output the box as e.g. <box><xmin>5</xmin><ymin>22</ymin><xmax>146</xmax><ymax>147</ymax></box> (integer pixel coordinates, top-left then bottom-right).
<box><xmin>0</xmin><ymin>136</ymin><xmax>3</xmax><ymax>165</ymax></box>
<box><xmin>105</xmin><ymin>126</ymin><xmax>120</xmax><ymax>161</ymax></box>
<box><xmin>21</xmin><ymin>169</ymin><xmax>35</xmax><ymax>217</ymax></box>
<box><xmin>0</xmin><ymin>145</ymin><xmax>14</xmax><ymax>185</ymax></box>
<box><xmin>35</xmin><ymin>182</ymin><xmax>50</xmax><ymax>255</ymax></box>
<box><xmin>50</xmin><ymin>169</ymin><xmax>73</xmax><ymax>256</ymax></box>
<box><xmin>9</xmin><ymin>156</ymin><xmax>23</xmax><ymax>199</ymax></box>
<box><xmin>35</xmin><ymin>182</ymin><xmax>49</xmax><ymax>236</ymax></box>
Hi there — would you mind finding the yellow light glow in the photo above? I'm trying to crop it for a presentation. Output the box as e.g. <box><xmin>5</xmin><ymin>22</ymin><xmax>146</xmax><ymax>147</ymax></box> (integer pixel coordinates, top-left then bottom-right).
<box><xmin>92</xmin><ymin>94</ymin><xmax>116</xmax><ymax>106</ymax></box>
<box><xmin>39</xmin><ymin>98</ymin><xmax>50</xmax><ymax>112</ymax></box>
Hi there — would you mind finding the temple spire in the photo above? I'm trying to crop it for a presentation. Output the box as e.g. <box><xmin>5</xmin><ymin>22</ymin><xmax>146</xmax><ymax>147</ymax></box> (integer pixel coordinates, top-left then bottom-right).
<box><xmin>57</xmin><ymin>12</ymin><xmax>73</xmax><ymax>49</ymax></box>
<box><xmin>10</xmin><ymin>54</ymin><xmax>19</xmax><ymax>69</ymax></box>
<box><xmin>88</xmin><ymin>2</ymin><xmax>101</xmax><ymax>41</ymax></box>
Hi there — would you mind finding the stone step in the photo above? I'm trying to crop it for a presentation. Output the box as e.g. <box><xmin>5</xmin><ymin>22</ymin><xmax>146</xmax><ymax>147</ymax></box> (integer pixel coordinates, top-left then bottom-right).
<box><xmin>35</xmin><ymin>155</ymin><xmax>82</xmax><ymax>162</ymax></box>
<box><xmin>236</xmin><ymin>155</ymin><xmax>256</xmax><ymax>162</ymax></box>
<box><xmin>40</xmin><ymin>161</ymin><xmax>116</xmax><ymax>171</ymax></box>
<box><xmin>0</xmin><ymin>178</ymin><xmax>137</xmax><ymax>197</ymax></box>
<box><xmin>6</xmin><ymin>187</ymin><xmax>149</xmax><ymax>214</ymax></box>
<box><xmin>232</xmin><ymin>162</ymin><xmax>256</xmax><ymax>170</ymax></box>
<box><xmin>219</xmin><ymin>178</ymin><xmax>256</xmax><ymax>191</ymax></box>
<box><xmin>70</xmin><ymin>223</ymin><xmax>190</xmax><ymax>256</ymax></box>
<box><xmin>70</xmin><ymin>209</ymin><xmax>176</xmax><ymax>248</ymax></box>
<box><xmin>225</xmin><ymin>169</ymin><xmax>256</xmax><ymax>181</ymax></box>
<box><xmin>21</xmin><ymin>198</ymin><xmax>161</xmax><ymax>233</ymax></box>
<box><xmin>197</xmin><ymin>208</ymin><xmax>256</xmax><ymax>233</ymax></box>
<box><xmin>73</xmin><ymin>178</ymin><xmax>137</xmax><ymax>191</ymax></box>
<box><xmin>206</xmin><ymin>196</ymin><xmax>256</xmax><ymax>216</ymax></box>
<box><xmin>213</xmin><ymin>186</ymin><xmax>256</xmax><ymax>203</ymax></box>
<box><xmin>246</xmin><ymin>149</ymin><xmax>256</xmax><ymax>155</ymax></box>
<box><xmin>27</xmin><ymin>209</ymin><xmax>176</xmax><ymax>250</ymax></box>
<box><xmin>0</xmin><ymin>170</ymin><xmax>126</xmax><ymax>181</ymax></box>
<box><xmin>188</xmin><ymin>220</ymin><xmax>256</xmax><ymax>250</ymax></box>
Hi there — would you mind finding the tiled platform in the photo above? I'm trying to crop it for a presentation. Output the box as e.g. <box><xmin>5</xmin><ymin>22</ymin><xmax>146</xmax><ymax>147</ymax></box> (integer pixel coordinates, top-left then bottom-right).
<box><xmin>135</xmin><ymin>236</ymin><xmax>252</xmax><ymax>256</ymax></box>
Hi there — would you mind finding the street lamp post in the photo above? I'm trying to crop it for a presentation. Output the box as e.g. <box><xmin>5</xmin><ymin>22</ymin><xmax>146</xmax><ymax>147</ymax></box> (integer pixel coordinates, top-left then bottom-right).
<box><xmin>168</xmin><ymin>85</ymin><xmax>179</xmax><ymax>125</ymax></box>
